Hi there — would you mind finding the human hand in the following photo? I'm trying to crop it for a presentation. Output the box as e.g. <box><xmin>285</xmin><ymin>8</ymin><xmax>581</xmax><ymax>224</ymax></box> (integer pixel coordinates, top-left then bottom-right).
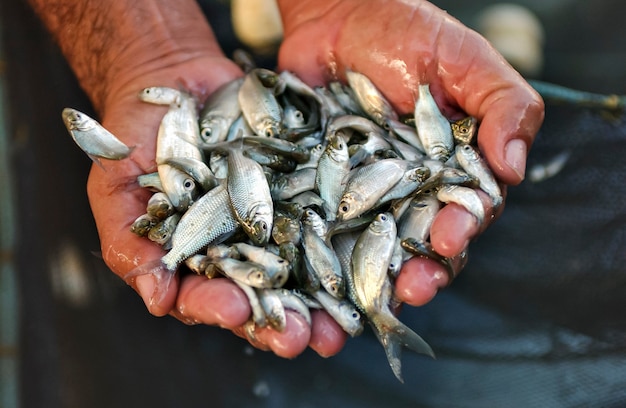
<box><xmin>277</xmin><ymin>0</ymin><xmax>544</xmax><ymax>304</ymax></box>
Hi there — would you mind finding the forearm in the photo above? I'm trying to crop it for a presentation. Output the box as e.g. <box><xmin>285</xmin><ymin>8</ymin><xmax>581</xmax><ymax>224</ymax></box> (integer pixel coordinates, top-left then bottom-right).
<box><xmin>29</xmin><ymin>0</ymin><xmax>225</xmax><ymax>114</ymax></box>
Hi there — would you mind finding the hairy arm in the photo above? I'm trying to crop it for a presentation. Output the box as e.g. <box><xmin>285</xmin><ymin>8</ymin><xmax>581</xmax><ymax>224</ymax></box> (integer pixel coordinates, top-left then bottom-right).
<box><xmin>28</xmin><ymin>0</ymin><xmax>230</xmax><ymax>115</ymax></box>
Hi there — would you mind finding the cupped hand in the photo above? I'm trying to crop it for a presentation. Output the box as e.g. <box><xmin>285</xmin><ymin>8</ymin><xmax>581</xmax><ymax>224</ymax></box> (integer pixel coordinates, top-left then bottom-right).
<box><xmin>86</xmin><ymin>51</ymin><xmax>348</xmax><ymax>358</ymax></box>
<box><xmin>277</xmin><ymin>0</ymin><xmax>544</xmax><ymax>304</ymax></box>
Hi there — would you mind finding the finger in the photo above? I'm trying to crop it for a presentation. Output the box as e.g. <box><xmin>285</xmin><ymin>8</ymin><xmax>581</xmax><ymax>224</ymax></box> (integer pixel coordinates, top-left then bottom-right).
<box><xmin>395</xmin><ymin>257</ymin><xmax>450</xmax><ymax>307</ymax></box>
<box><xmin>253</xmin><ymin>311</ymin><xmax>312</xmax><ymax>359</ymax></box>
<box><xmin>174</xmin><ymin>275</ymin><xmax>251</xmax><ymax>329</ymax></box>
<box><xmin>429</xmin><ymin>188</ymin><xmax>497</xmax><ymax>258</ymax></box>
<box><xmin>308</xmin><ymin>309</ymin><xmax>348</xmax><ymax>357</ymax></box>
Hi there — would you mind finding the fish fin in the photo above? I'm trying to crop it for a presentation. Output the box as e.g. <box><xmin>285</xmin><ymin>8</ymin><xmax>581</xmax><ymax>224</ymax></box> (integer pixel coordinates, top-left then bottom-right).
<box><xmin>123</xmin><ymin>259</ymin><xmax>176</xmax><ymax>306</ymax></box>
<box><xmin>348</xmin><ymin>145</ymin><xmax>368</xmax><ymax>168</ymax></box>
<box><xmin>371</xmin><ymin>312</ymin><xmax>435</xmax><ymax>383</ymax></box>
<box><xmin>88</xmin><ymin>154</ymin><xmax>107</xmax><ymax>171</ymax></box>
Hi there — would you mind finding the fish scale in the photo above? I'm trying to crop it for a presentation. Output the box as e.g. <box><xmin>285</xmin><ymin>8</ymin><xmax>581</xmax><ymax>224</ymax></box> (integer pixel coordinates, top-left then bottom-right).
<box><xmin>161</xmin><ymin>183</ymin><xmax>239</xmax><ymax>271</ymax></box>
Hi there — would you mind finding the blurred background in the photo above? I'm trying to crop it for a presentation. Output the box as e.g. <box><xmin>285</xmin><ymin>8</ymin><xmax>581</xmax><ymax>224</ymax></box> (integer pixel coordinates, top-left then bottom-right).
<box><xmin>1</xmin><ymin>1</ymin><xmax>625</xmax><ymax>407</ymax></box>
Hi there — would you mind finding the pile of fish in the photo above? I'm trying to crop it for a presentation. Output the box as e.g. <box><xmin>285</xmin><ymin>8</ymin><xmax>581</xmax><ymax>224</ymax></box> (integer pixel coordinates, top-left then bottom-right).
<box><xmin>62</xmin><ymin>66</ymin><xmax>502</xmax><ymax>382</ymax></box>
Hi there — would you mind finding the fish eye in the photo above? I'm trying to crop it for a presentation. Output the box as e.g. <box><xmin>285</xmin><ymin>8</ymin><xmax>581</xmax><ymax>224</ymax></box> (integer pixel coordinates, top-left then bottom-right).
<box><xmin>277</xmin><ymin>259</ymin><xmax>286</xmax><ymax>264</ymax></box>
<box><xmin>339</xmin><ymin>202</ymin><xmax>350</xmax><ymax>213</ymax></box>
<box><xmin>352</xmin><ymin>311</ymin><xmax>360</xmax><ymax>320</ymax></box>
<box><xmin>265</xmin><ymin>128</ymin><xmax>274</xmax><ymax>137</ymax></box>
<box><xmin>183</xmin><ymin>178</ymin><xmax>195</xmax><ymax>190</ymax></box>
<box><xmin>462</xmin><ymin>145</ymin><xmax>472</xmax><ymax>151</ymax></box>
<box><xmin>295</xmin><ymin>110</ymin><xmax>303</xmax><ymax>119</ymax></box>
<box><xmin>380</xmin><ymin>214</ymin><xmax>388</xmax><ymax>221</ymax></box>
<box><xmin>201</xmin><ymin>127</ymin><xmax>212</xmax><ymax>139</ymax></box>
<box><xmin>254</xmin><ymin>271</ymin><xmax>264</xmax><ymax>281</ymax></box>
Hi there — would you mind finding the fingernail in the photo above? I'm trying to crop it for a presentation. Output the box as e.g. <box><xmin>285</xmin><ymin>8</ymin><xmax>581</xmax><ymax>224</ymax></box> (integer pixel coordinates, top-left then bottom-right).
<box><xmin>505</xmin><ymin>139</ymin><xmax>527</xmax><ymax>181</ymax></box>
<box><xmin>136</xmin><ymin>274</ymin><xmax>156</xmax><ymax>308</ymax></box>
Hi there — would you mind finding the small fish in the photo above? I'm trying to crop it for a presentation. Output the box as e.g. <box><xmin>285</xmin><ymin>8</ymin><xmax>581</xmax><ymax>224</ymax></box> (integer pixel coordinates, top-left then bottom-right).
<box><xmin>301</xmin><ymin>209</ymin><xmax>345</xmax><ymax>298</ymax></box>
<box><xmin>130</xmin><ymin>213</ymin><xmax>159</xmax><ymax>237</ymax></box>
<box><xmin>350</xmin><ymin>213</ymin><xmax>434</xmax><ymax>382</ymax></box>
<box><xmin>337</xmin><ymin>159</ymin><xmax>408</xmax><ymax>221</ymax></box>
<box><xmin>270</xmin><ymin>167</ymin><xmax>316</xmax><ymax>201</ymax></box>
<box><xmin>274</xmin><ymin>288</ymin><xmax>312</xmax><ymax>326</ymax></box>
<box><xmin>147</xmin><ymin>213</ymin><xmax>181</xmax><ymax>246</ymax></box>
<box><xmin>231</xmin><ymin>242</ymin><xmax>290</xmax><ymax>288</ymax></box>
<box><xmin>454</xmin><ymin>144</ymin><xmax>502</xmax><ymax>207</ymax></box>
<box><xmin>345</xmin><ymin>70</ymin><xmax>398</xmax><ymax>127</ymax></box>
<box><xmin>315</xmin><ymin>133</ymin><xmax>350</xmax><ymax>221</ymax></box>
<box><xmin>238</xmin><ymin>68</ymin><xmax>284</xmax><ymax>138</ymax></box>
<box><xmin>138</xmin><ymin>86</ymin><xmax>181</xmax><ymax>105</ymax></box>
<box><xmin>414</xmin><ymin>84</ymin><xmax>454</xmax><ymax>161</ymax></box>
<box><xmin>161</xmin><ymin>183</ymin><xmax>239</xmax><ymax>271</ymax></box>
<box><xmin>61</xmin><ymin>108</ymin><xmax>133</xmax><ymax>166</ymax></box>
<box><xmin>213</xmin><ymin>258</ymin><xmax>273</xmax><ymax>288</ymax></box>
<box><xmin>199</xmin><ymin>78</ymin><xmax>243</xmax><ymax>144</ymax></box>
<box><xmin>256</xmin><ymin>288</ymin><xmax>287</xmax><ymax>331</ymax></box>
<box><xmin>436</xmin><ymin>184</ymin><xmax>485</xmax><ymax>225</ymax></box>
<box><xmin>310</xmin><ymin>289</ymin><xmax>364</xmax><ymax>337</ymax></box>
<box><xmin>226</xmin><ymin>147</ymin><xmax>274</xmax><ymax>245</ymax></box>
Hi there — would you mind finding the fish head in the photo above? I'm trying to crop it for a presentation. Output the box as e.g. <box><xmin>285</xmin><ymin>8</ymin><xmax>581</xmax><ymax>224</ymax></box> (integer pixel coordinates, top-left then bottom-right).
<box><xmin>62</xmin><ymin>108</ymin><xmax>89</xmax><ymax>130</ymax></box>
<box><xmin>369</xmin><ymin>212</ymin><xmax>396</xmax><ymax>235</ymax></box>
<box><xmin>338</xmin><ymin>303</ymin><xmax>364</xmax><ymax>337</ymax></box>
<box><xmin>259</xmin><ymin>117</ymin><xmax>284</xmax><ymax>138</ymax></box>
<box><xmin>270</xmin><ymin>260</ymin><xmax>290</xmax><ymax>288</ymax></box>
<box><xmin>246</xmin><ymin>203</ymin><xmax>273</xmax><ymax>245</ymax></box>
<box><xmin>160</xmin><ymin>165</ymin><xmax>199</xmax><ymax>211</ymax></box>
<box><xmin>451</xmin><ymin>116</ymin><xmax>478</xmax><ymax>145</ymax></box>
<box><xmin>247</xmin><ymin>267</ymin><xmax>272</xmax><ymax>288</ymax></box>
<box><xmin>322</xmin><ymin>274</ymin><xmax>345</xmax><ymax>299</ymax></box>
<box><xmin>429</xmin><ymin>145</ymin><xmax>451</xmax><ymax>162</ymax></box>
<box><xmin>336</xmin><ymin>194</ymin><xmax>359</xmax><ymax>221</ymax></box>
<box><xmin>200</xmin><ymin>117</ymin><xmax>229</xmax><ymax>144</ymax></box>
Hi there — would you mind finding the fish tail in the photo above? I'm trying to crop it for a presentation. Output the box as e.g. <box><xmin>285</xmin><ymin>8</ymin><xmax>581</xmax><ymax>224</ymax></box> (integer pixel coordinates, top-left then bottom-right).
<box><xmin>371</xmin><ymin>312</ymin><xmax>435</xmax><ymax>383</ymax></box>
<box><xmin>123</xmin><ymin>258</ymin><xmax>176</xmax><ymax>306</ymax></box>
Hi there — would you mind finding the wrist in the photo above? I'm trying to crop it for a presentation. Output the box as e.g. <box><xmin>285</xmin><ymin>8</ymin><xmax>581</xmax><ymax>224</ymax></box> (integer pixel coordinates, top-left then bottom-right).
<box><xmin>30</xmin><ymin>0</ymin><xmax>240</xmax><ymax>115</ymax></box>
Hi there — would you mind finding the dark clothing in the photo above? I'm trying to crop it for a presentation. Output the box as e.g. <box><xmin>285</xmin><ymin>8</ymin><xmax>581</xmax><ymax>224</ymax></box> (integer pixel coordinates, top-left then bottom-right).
<box><xmin>3</xmin><ymin>0</ymin><xmax>625</xmax><ymax>407</ymax></box>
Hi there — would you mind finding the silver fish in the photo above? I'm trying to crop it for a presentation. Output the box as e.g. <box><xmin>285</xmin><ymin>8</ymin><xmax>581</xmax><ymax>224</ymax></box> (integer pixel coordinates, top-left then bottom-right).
<box><xmin>199</xmin><ymin>78</ymin><xmax>243</xmax><ymax>144</ymax></box>
<box><xmin>234</xmin><ymin>281</ymin><xmax>267</xmax><ymax>327</ymax></box>
<box><xmin>231</xmin><ymin>242</ymin><xmax>290</xmax><ymax>288</ymax></box>
<box><xmin>274</xmin><ymin>288</ymin><xmax>312</xmax><ymax>326</ymax></box>
<box><xmin>256</xmin><ymin>288</ymin><xmax>287</xmax><ymax>331</ymax></box>
<box><xmin>310</xmin><ymin>289</ymin><xmax>364</xmax><ymax>337</ymax></box>
<box><xmin>315</xmin><ymin>133</ymin><xmax>350</xmax><ymax>221</ymax></box>
<box><xmin>213</xmin><ymin>258</ymin><xmax>273</xmax><ymax>288</ymax></box>
<box><xmin>270</xmin><ymin>167</ymin><xmax>316</xmax><ymax>201</ymax></box>
<box><xmin>436</xmin><ymin>184</ymin><xmax>485</xmax><ymax>225</ymax></box>
<box><xmin>226</xmin><ymin>147</ymin><xmax>274</xmax><ymax>245</ymax></box>
<box><xmin>397</xmin><ymin>192</ymin><xmax>441</xmax><ymax>244</ymax></box>
<box><xmin>156</xmin><ymin>92</ymin><xmax>204</xmax><ymax>210</ymax></box>
<box><xmin>161</xmin><ymin>183</ymin><xmax>239</xmax><ymax>271</ymax></box>
<box><xmin>301</xmin><ymin>209</ymin><xmax>345</xmax><ymax>298</ymax></box>
<box><xmin>61</xmin><ymin>108</ymin><xmax>133</xmax><ymax>166</ymax></box>
<box><xmin>345</xmin><ymin>70</ymin><xmax>398</xmax><ymax>127</ymax></box>
<box><xmin>455</xmin><ymin>144</ymin><xmax>502</xmax><ymax>207</ymax></box>
<box><xmin>350</xmin><ymin>213</ymin><xmax>434</xmax><ymax>382</ymax></box>
<box><xmin>414</xmin><ymin>84</ymin><xmax>454</xmax><ymax>161</ymax></box>
<box><xmin>138</xmin><ymin>86</ymin><xmax>181</xmax><ymax>105</ymax></box>
<box><xmin>337</xmin><ymin>159</ymin><xmax>408</xmax><ymax>221</ymax></box>
<box><xmin>238</xmin><ymin>68</ymin><xmax>284</xmax><ymax>137</ymax></box>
